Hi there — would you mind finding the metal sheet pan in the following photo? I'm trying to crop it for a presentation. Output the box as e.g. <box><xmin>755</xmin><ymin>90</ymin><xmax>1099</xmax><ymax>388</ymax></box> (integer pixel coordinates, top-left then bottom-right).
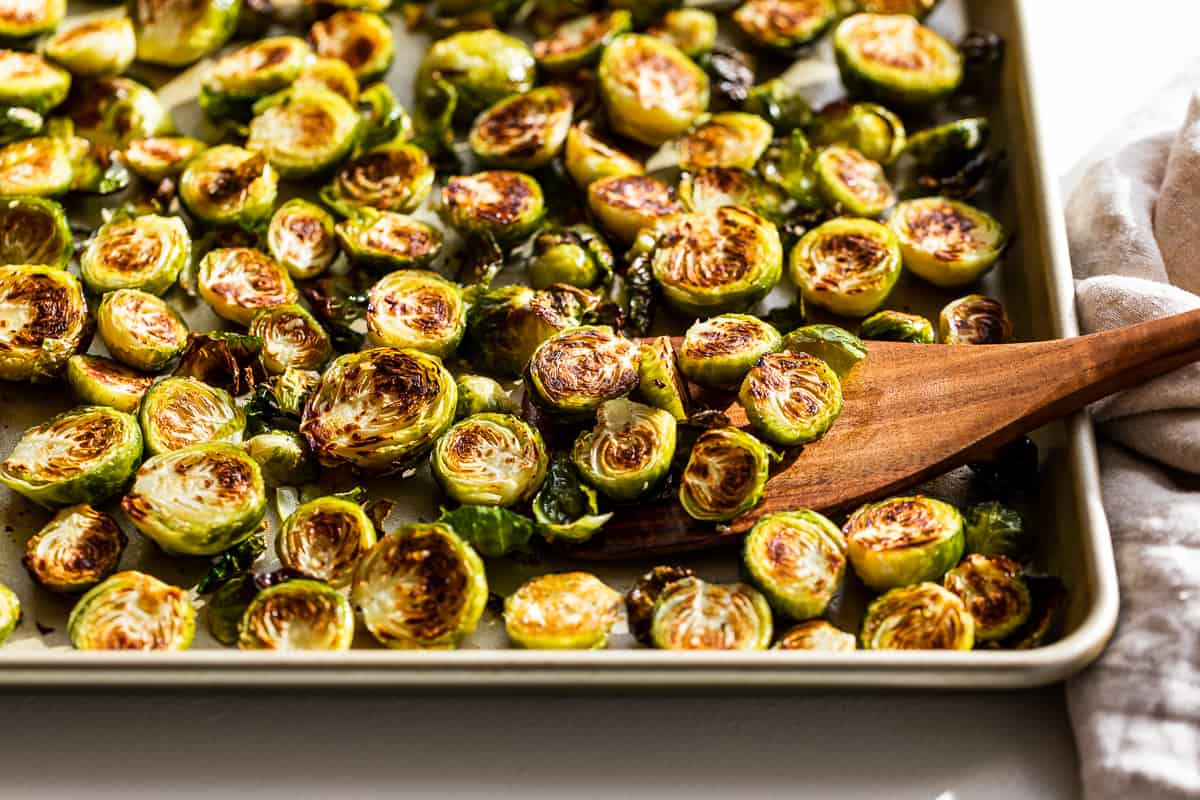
<box><xmin>0</xmin><ymin>0</ymin><xmax>1119</xmax><ymax>689</ymax></box>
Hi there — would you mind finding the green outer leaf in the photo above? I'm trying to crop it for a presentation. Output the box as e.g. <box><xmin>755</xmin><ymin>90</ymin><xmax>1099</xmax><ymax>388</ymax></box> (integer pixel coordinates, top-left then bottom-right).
<box><xmin>436</xmin><ymin>505</ymin><xmax>537</xmax><ymax>558</ymax></box>
<box><xmin>196</xmin><ymin>533</ymin><xmax>267</xmax><ymax>594</ymax></box>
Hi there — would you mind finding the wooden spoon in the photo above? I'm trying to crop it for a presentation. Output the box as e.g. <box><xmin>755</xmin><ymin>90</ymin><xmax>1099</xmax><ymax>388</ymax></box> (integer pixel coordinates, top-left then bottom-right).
<box><xmin>567</xmin><ymin>309</ymin><xmax>1200</xmax><ymax>560</ymax></box>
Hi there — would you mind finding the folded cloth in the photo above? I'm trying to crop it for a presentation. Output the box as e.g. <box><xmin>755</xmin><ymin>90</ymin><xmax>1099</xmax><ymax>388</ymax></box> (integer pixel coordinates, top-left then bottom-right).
<box><xmin>1065</xmin><ymin>86</ymin><xmax>1200</xmax><ymax>797</ymax></box>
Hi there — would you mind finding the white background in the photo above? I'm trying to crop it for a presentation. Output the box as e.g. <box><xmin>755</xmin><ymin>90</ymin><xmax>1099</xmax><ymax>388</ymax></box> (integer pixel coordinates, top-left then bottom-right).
<box><xmin>5</xmin><ymin>2</ymin><xmax>1200</xmax><ymax>798</ymax></box>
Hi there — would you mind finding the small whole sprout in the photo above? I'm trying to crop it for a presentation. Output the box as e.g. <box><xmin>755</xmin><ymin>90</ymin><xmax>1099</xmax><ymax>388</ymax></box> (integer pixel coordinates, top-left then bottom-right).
<box><xmin>733</xmin><ymin>0</ymin><xmax>837</xmax><ymax>50</ymax></box>
<box><xmin>587</xmin><ymin>174</ymin><xmax>681</xmax><ymax>243</ymax></box>
<box><xmin>323</xmin><ymin>142</ymin><xmax>435</xmax><ymax>217</ymax></box>
<box><xmin>962</xmin><ymin>501</ymin><xmax>1030</xmax><ymax>560</ymax></box>
<box><xmin>124</xmin><ymin>136</ymin><xmax>208</xmax><ymax>182</ymax></box>
<box><xmin>200</xmin><ymin>36</ymin><xmax>314</xmax><ymax>120</ymax></box>
<box><xmin>68</xmin><ymin>571</ymin><xmax>195</xmax><ymax>650</ymax></box>
<box><xmin>773</xmin><ymin>620</ymin><xmax>857</xmax><ymax>651</ymax></box>
<box><xmin>244</xmin><ymin>430</ymin><xmax>318</xmax><ymax>487</ymax></box>
<box><xmin>678</xmin><ymin>167</ymin><xmax>790</xmax><ymax>221</ymax></box>
<box><xmin>442</xmin><ymin>171</ymin><xmax>545</xmax><ymax>244</ymax></box>
<box><xmin>296</xmin><ymin>57</ymin><xmax>359</xmax><ymax>103</ymax></box>
<box><xmin>140</xmin><ymin>376</ymin><xmax>246</xmax><ymax>455</ymax></box>
<box><xmin>0</xmin><ymin>406</ymin><xmax>142</xmax><ymax>509</ymax></box>
<box><xmin>834</xmin><ymin>13</ymin><xmax>962</xmax><ymax>108</ymax></box>
<box><xmin>678</xmin><ymin>314</ymin><xmax>783</xmax><ymax>389</ymax></box>
<box><xmin>529</xmin><ymin>224</ymin><xmax>614</xmax><ymax>290</ymax></box>
<box><xmin>454</xmin><ymin>374</ymin><xmax>515</xmax><ymax>419</ymax></box>
<box><xmin>781</xmin><ymin>324</ymin><xmax>867</xmax><ymax>378</ymax></box>
<box><xmin>365</xmin><ymin>269</ymin><xmax>465</xmax><ymax>358</ymax></box>
<box><xmin>465</xmin><ymin>284</ymin><xmax>596</xmax><ymax>377</ymax></box>
<box><xmin>679</xmin><ymin>428</ymin><xmax>776</xmax><ymax>522</ymax></box>
<box><xmin>0</xmin><ymin>196</ymin><xmax>72</xmax><ymax>270</ymax></box>
<box><xmin>197</xmin><ymin>248</ymin><xmax>298</xmax><ymax>326</ymax></box>
<box><xmin>678</xmin><ymin>112</ymin><xmax>773</xmax><ymax>173</ymax></box>
<box><xmin>0</xmin><ymin>583</ymin><xmax>17</xmax><ymax>644</ymax></box>
<box><xmin>67</xmin><ymin>355</ymin><xmax>152</xmax><ymax>414</ymax></box>
<box><xmin>650</xmin><ymin>577</ymin><xmax>773</xmax><ymax>650</ymax></box>
<box><xmin>890</xmin><ymin>197</ymin><xmax>1007</xmax><ymax>287</ymax></box>
<box><xmin>249</xmin><ymin>304</ymin><xmax>332</xmax><ymax>374</ymax></box>
<box><xmin>527</xmin><ymin>325</ymin><xmax>641</xmax><ymax>416</ymax></box>
<box><xmin>308</xmin><ymin>10</ymin><xmax>394</xmax><ymax>82</ymax></box>
<box><xmin>129</xmin><ymin>0</ymin><xmax>238</xmax><ymax>67</ymax></box>
<box><xmin>82</xmin><ymin>215</ymin><xmax>190</xmax><ymax>296</ymax></box>
<box><xmin>0</xmin><ymin>0</ymin><xmax>63</xmax><ymax>40</ymax></box>
<box><xmin>940</xmin><ymin>294</ymin><xmax>1012</xmax><ymax>345</ymax></box>
<box><xmin>351</xmin><ymin>522</ymin><xmax>488</xmax><ymax>649</ymax></box>
<box><xmin>505</xmin><ymin>572</ymin><xmax>623</xmax><ymax>650</ymax></box>
<box><xmin>860</xmin><ymin>582</ymin><xmax>975</xmax><ymax>650</ymax></box>
<box><xmin>0</xmin><ymin>265</ymin><xmax>87</xmax><ymax>381</ymax></box>
<box><xmin>0</xmin><ymin>136</ymin><xmax>73</xmax><ymax>197</ymax></box>
<box><xmin>652</xmin><ymin>206</ymin><xmax>783</xmax><ymax>316</ymax></box>
<box><xmin>246</xmin><ymin>86</ymin><xmax>361</xmax><ymax>178</ymax></box>
<box><xmin>808</xmin><ymin>101</ymin><xmax>907</xmax><ymax>165</ymax></box>
<box><xmin>122</xmin><ymin>443</ymin><xmax>266</xmax><ymax>556</ymax></box>
<box><xmin>238</xmin><ymin>579</ymin><xmax>355</xmax><ymax>651</ymax></box>
<box><xmin>301</xmin><ymin>347</ymin><xmax>457</xmax><ymax>475</ymax></box>
<box><xmin>179</xmin><ymin>145</ymin><xmax>278</xmax><ymax>228</ymax></box>
<box><xmin>24</xmin><ymin>504</ymin><xmax>127</xmax><ymax>593</ymax></box>
<box><xmin>943</xmin><ymin>553</ymin><xmax>1031</xmax><ymax>642</ymax></box>
<box><xmin>563</xmin><ymin>121</ymin><xmax>643</xmax><ymax>189</ymax></box>
<box><xmin>739</xmin><ymin>351</ymin><xmax>843</xmax><ymax>446</ymax></box>
<box><xmin>813</xmin><ymin>144</ymin><xmax>895</xmax><ymax>218</ymax></box>
<box><xmin>61</xmin><ymin>77</ymin><xmax>172</xmax><ymax>149</ymax></box>
<box><xmin>860</xmin><ymin>310</ymin><xmax>936</xmax><ymax>344</ymax></box>
<box><xmin>744</xmin><ymin>78</ymin><xmax>813</xmax><ymax>132</ymax></box>
<box><xmin>415</xmin><ymin>29</ymin><xmax>533</xmax><ymax>117</ymax></box>
<box><xmin>469</xmin><ymin>86</ymin><xmax>574</xmax><ymax>171</ymax></box>
<box><xmin>598</xmin><ymin>34</ymin><xmax>708</xmax><ymax>146</ymax></box>
<box><xmin>743</xmin><ymin>510</ymin><xmax>846</xmax><ymax>619</ymax></box>
<box><xmin>573</xmin><ymin>399</ymin><xmax>677</xmax><ymax>501</ymax></box>
<box><xmin>96</xmin><ymin>289</ymin><xmax>188</xmax><ymax>372</ymax></box>
<box><xmin>843</xmin><ymin>495</ymin><xmax>965</xmax><ymax>591</ymax></box>
<box><xmin>901</xmin><ymin>117</ymin><xmax>989</xmax><ymax>179</ymax></box>
<box><xmin>432</xmin><ymin>413</ymin><xmax>548</xmax><ymax>507</ymax></box>
<box><xmin>268</xmin><ymin>199</ymin><xmax>338</xmax><ymax>281</ymax></box>
<box><xmin>647</xmin><ymin>8</ymin><xmax>717</xmax><ymax>57</ymax></box>
<box><xmin>624</xmin><ymin>565</ymin><xmax>694</xmax><ymax>644</ymax></box>
<box><xmin>635</xmin><ymin>336</ymin><xmax>691</xmax><ymax>421</ymax></box>
<box><xmin>534</xmin><ymin>10</ymin><xmax>632</xmax><ymax>73</ymax></box>
<box><xmin>277</xmin><ymin>495</ymin><xmax>377</xmax><ymax>585</ymax></box>
<box><xmin>789</xmin><ymin>217</ymin><xmax>902</xmax><ymax>317</ymax></box>
<box><xmin>0</xmin><ymin>51</ymin><xmax>70</xmax><ymax>114</ymax></box>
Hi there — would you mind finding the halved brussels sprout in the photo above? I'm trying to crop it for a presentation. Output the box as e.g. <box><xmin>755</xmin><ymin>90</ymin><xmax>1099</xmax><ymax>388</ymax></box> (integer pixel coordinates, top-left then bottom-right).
<box><xmin>812</xmin><ymin>144</ymin><xmax>894</xmax><ymax>217</ymax></box>
<box><xmin>197</xmin><ymin>247</ymin><xmax>298</xmax><ymax>326</ymax></box>
<box><xmin>739</xmin><ymin>351</ymin><xmax>843</xmax><ymax>446</ymax></box>
<box><xmin>124</xmin><ymin>136</ymin><xmax>207</xmax><ymax>182</ymax></box>
<box><xmin>587</xmin><ymin>174</ymin><xmax>680</xmax><ymax>243</ymax></box>
<box><xmin>365</xmin><ymin>269</ymin><xmax>463</xmax><ymax>358</ymax></box>
<box><xmin>465</xmin><ymin>284</ymin><xmax>594</xmax><ymax>378</ymax></box>
<box><xmin>0</xmin><ymin>0</ymin><xmax>62</xmax><ymax>40</ymax></box>
<box><xmin>650</xmin><ymin>577</ymin><xmax>772</xmax><ymax>650</ymax></box>
<box><xmin>679</xmin><ymin>428</ymin><xmax>775</xmax><ymax>522</ymax></box>
<box><xmin>527</xmin><ymin>325</ymin><xmax>640</xmax><ymax>416</ymax></box>
<box><xmin>529</xmin><ymin>224</ymin><xmax>613</xmax><ymax>290</ymax></box>
<box><xmin>860</xmin><ymin>581</ymin><xmax>975</xmax><ymax>650</ymax></box>
<box><xmin>647</xmin><ymin>8</ymin><xmax>716</xmax><ymax>57</ymax></box>
<box><xmin>651</xmin><ymin>206</ymin><xmax>783</xmax><ymax>316</ymax></box>
<box><xmin>45</xmin><ymin>17</ymin><xmax>135</xmax><ymax>78</ymax></box>
<box><xmin>301</xmin><ymin>347</ymin><xmax>456</xmax><ymax>475</ymax></box>
<box><xmin>773</xmin><ymin>620</ymin><xmax>857</xmax><ymax>651</ymax></box>
<box><xmin>572</xmin><ymin>398</ymin><xmax>676</xmax><ymax>501</ymax></box>
<box><xmin>0</xmin><ymin>582</ymin><xmax>17</xmax><ymax>643</ymax></box>
<box><xmin>351</xmin><ymin>521</ymin><xmax>487</xmax><ymax>649</ymax></box>
<box><xmin>68</xmin><ymin>571</ymin><xmax>194</xmax><ymax>650</ymax></box>
<box><xmin>678</xmin><ymin>313</ymin><xmax>782</xmax><ymax>389</ymax></box>
<box><xmin>296</xmin><ymin>56</ymin><xmax>359</xmax><ymax>104</ymax></box>
<box><xmin>455</xmin><ymin>374</ymin><xmax>514</xmax><ymax>419</ymax></box>
<box><xmin>432</xmin><ymin>412</ymin><xmax>547</xmax><ymax>507</ymax></box>
<box><xmin>733</xmin><ymin>0</ymin><xmax>836</xmax><ymax>50</ymax></box>
<box><xmin>780</xmin><ymin>324</ymin><xmax>866</xmax><ymax>378</ymax></box>
<box><xmin>0</xmin><ymin>264</ymin><xmax>86</xmax><ymax>381</ymax></box>
<box><xmin>96</xmin><ymin>289</ymin><xmax>187</xmax><ymax>372</ymax></box>
<box><xmin>857</xmin><ymin>310</ymin><xmax>932</xmax><ymax>344</ymax></box>
<box><xmin>901</xmin><ymin>117</ymin><xmax>988</xmax><ymax>178</ymax></box>
<box><xmin>889</xmin><ymin>196</ymin><xmax>1006</xmax><ymax>287</ymax></box>
<box><xmin>0</xmin><ymin>51</ymin><xmax>69</xmax><ymax>114</ymax></box>
<box><xmin>939</xmin><ymin>293</ymin><xmax>1011</xmax><ymax>345</ymax></box>
<box><xmin>744</xmin><ymin>78</ymin><xmax>813</xmax><ymax>132</ymax></box>
<box><xmin>505</xmin><ymin>572</ymin><xmax>623</xmax><ymax>650</ymax></box>
<box><xmin>0</xmin><ymin>406</ymin><xmax>141</xmax><ymax>509</ymax></box>
<box><xmin>534</xmin><ymin>10</ymin><xmax>631</xmax><ymax>72</ymax></box>
<box><xmin>635</xmin><ymin>335</ymin><xmax>691</xmax><ymax>421</ymax></box>
<box><xmin>24</xmin><ymin>503</ymin><xmax>126</xmax><ymax>593</ymax></box>
<box><xmin>246</xmin><ymin>85</ymin><xmax>360</xmax><ymax>178</ymax></box>
<box><xmin>743</xmin><ymin>509</ymin><xmax>845</xmax><ymax>619</ymax></box>
<box><xmin>249</xmin><ymin>304</ymin><xmax>332</xmax><ymax>374</ymax></box>
<box><xmin>789</xmin><ymin>217</ymin><xmax>901</xmax><ymax>317</ymax></box>
<box><xmin>833</xmin><ymin>13</ymin><xmax>962</xmax><ymax>108</ymax></box>
<box><xmin>336</xmin><ymin>211</ymin><xmax>444</xmax><ymax>273</ymax></box>
<box><xmin>678</xmin><ymin>112</ymin><xmax>772</xmax><ymax>173</ymax></box>
<box><xmin>267</xmin><ymin>199</ymin><xmax>337</xmax><ymax>281</ymax></box>
<box><xmin>277</xmin><ymin>495</ymin><xmax>376</xmax><ymax>585</ymax></box>
<box><xmin>81</xmin><ymin>215</ymin><xmax>189</xmax><ymax>296</ymax></box>
<box><xmin>808</xmin><ymin>101</ymin><xmax>906</xmax><ymax>165</ymax></box>
<box><xmin>531</xmin><ymin>453</ymin><xmax>612</xmax><ymax>542</ymax></box>
<box><xmin>244</xmin><ymin>429</ymin><xmax>317</xmax><ymax>486</ymax></box>
<box><xmin>843</xmin><ymin>495</ymin><xmax>964</xmax><ymax>591</ymax></box>
<box><xmin>442</xmin><ymin>171</ymin><xmax>545</xmax><ymax>244</ymax></box>
<box><xmin>238</xmin><ymin>579</ymin><xmax>354</xmax><ymax>651</ymax></box>
<box><xmin>469</xmin><ymin>86</ymin><xmax>573</xmax><ymax>171</ymax></box>
<box><xmin>564</xmin><ymin>121</ymin><xmax>643</xmax><ymax>189</ymax></box>
<box><xmin>308</xmin><ymin>10</ymin><xmax>392</xmax><ymax>82</ymax></box>
<box><xmin>599</xmin><ymin>34</ymin><xmax>708</xmax><ymax>146</ymax></box>
<box><xmin>129</xmin><ymin>0</ymin><xmax>239</xmax><ymax>67</ymax></box>
<box><xmin>0</xmin><ymin>196</ymin><xmax>70</xmax><ymax>270</ymax></box>
<box><xmin>140</xmin><ymin>376</ymin><xmax>245</xmax><ymax>455</ymax></box>
<box><xmin>200</xmin><ymin>36</ymin><xmax>313</xmax><ymax>120</ymax></box>
<box><xmin>943</xmin><ymin>553</ymin><xmax>1031</xmax><ymax>642</ymax></box>
<box><xmin>962</xmin><ymin>501</ymin><xmax>1030</xmax><ymax>561</ymax></box>
<box><xmin>173</xmin><ymin>331</ymin><xmax>264</xmax><ymax>395</ymax></box>
<box><xmin>322</xmin><ymin>142</ymin><xmax>434</xmax><ymax>218</ymax></box>
<box><xmin>62</xmin><ymin>77</ymin><xmax>172</xmax><ymax>149</ymax></box>
<box><xmin>0</xmin><ymin>136</ymin><xmax>72</xmax><ymax>196</ymax></box>
<box><xmin>67</xmin><ymin>355</ymin><xmax>151</xmax><ymax>414</ymax></box>
<box><xmin>859</xmin><ymin>0</ymin><xmax>940</xmax><ymax>16</ymax></box>
<box><xmin>678</xmin><ymin>167</ymin><xmax>789</xmax><ymax>221</ymax></box>
<box><xmin>624</xmin><ymin>565</ymin><xmax>694</xmax><ymax>644</ymax></box>
<box><xmin>415</xmin><ymin>28</ymin><xmax>533</xmax><ymax>118</ymax></box>
<box><xmin>179</xmin><ymin>145</ymin><xmax>278</xmax><ymax>228</ymax></box>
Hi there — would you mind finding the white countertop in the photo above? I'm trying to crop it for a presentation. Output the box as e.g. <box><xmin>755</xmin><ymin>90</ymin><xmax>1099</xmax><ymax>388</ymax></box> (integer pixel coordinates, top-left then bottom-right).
<box><xmin>6</xmin><ymin>3</ymin><xmax>1200</xmax><ymax>798</ymax></box>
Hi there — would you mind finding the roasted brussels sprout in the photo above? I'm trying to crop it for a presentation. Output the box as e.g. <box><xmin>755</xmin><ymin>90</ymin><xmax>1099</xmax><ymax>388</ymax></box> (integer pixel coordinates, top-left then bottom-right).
<box><xmin>81</xmin><ymin>215</ymin><xmax>189</xmax><ymax>296</ymax></box>
<box><xmin>860</xmin><ymin>310</ymin><xmax>935</xmax><ymax>343</ymax></box>
<box><xmin>45</xmin><ymin>17</ymin><xmax>135</xmax><ymax>78</ymax></box>
<box><xmin>572</xmin><ymin>398</ymin><xmax>676</xmax><ymax>501</ymax></box>
<box><xmin>598</xmin><ymin>34</ymin><xmax>708</xmax><ymax>146</ymax></box>
<box><xmin>740</xmin><ymin>351</ymin><xmax>843</xmax><ymax>446</ymax></box>
<box><xmin>140</xmin><ymin>376</ymin><xmax>245</xmax><ymax>455</ymax></box>
<box><xmin>0</xmin><ymin>264</ymin><xmax>87</xmax><ymax>381</ymax></box>
<box><xmin>454</xmin><ymin>374</ymin><xmax>514</xmax><ymax>419</ymax></box>
<box><xmin>939</xmin><ymin>293</ymin><xmax>1011</xmax><ymax>345</ymax></box>
<box><xmin>789</xmin><ymin>217</ymin><xmax>901</xmax><ymax>317</ymax></box>
<box><xmin>743</xmin><ymin>510</ymin><xmax>845</xmax><ymax>619</ymax></box>
<box><xmin>808</xmin><ymin>101</ymin><xmax>906</xmax><ymax>165</ymax></box>
<box><xmin>465</xmin><ymin>285</ymin><xmax>590</xmax><ymax>377</ymax></box>
<box><xmin>62</xmin><ymin>77</ymin><xmax>172</xmax><ymax>149</ymax></box>
<box><xmin>124</xmin><ymin>136</ymin><xmax>207</xmax><ymax>182</ymax></box>
<box><xmin>534</xmin><ymin>10</ymin><xmax>631</xmax><ymax>72</ymax></box>
<box><xmin>129</xmin><ymin>0</ymin><xmax>238</xmax><ymax>67</ymax></box>
<box><xmin>505</xmin><ymin>572</ymin><xmax>623</xmax><ymax>649</ymax></box>
<box><xmin>943</xmin><ymin>553</ymin><xmax>1030</xmax><ymax>642</ymax></box>
<box><xmin>246</xmin><ymin>86</ymin><xmax>360</xmax><ymax>178</ymax></box>
<box><xmin>773</xmin><ymin>620</ymin><xmax>857</xmax><ymax>651</ymax></box>
<box><xmin>24</xmin><ymin>504</ymin><xmax>126</xmax><ymax>593</ymax></box>
<box><xmin>266</xmin><ymin>199</ymin><xmax>337</xmax><ymax>281</ymax></box>
<box><xmin>68</xmin><ymin>571</ymin><xmax>194</xmax><ymax>650</ymax></box>
<box><xmin>277</xmin><ymin>495</ymin><xmax>376</xmax><ymax>585</ymax></box>
<box><xmin>623</xmin><ymin>565</ymin><xmax>694</xmax><ymax>644</ymax></box>
<box><xmin>812</xmin><ymin>144</ymin><xmax>894</xmax><ymax>218</ymax></box>
<box><xmin>0</xmin><ymin>106</ymin><xmax>43</xmax><ymax>147</ymax></box>
<box><xmin>200</xmin><ymin>36</ymin><xmax>314</xmax><ymax>121</ymax></box>
<box><xmin>0</xmin><ymin>0</ymin><xmax>62</xmax><ymax>40</ymax></box>
<box><xmin>469</xmin><ymin>86</ymin><xmax>573</xmax><ymax>171</ymax></box>
<box><xmin>0</xmin><ymin>136</ymin><xmax>72</xmax><ymax>197</ymax></box>
<box><xmin>733</xmin><ymin>0</ymin><xmax>836</xmax><ymax>50</ymax></box>
<box><xmin>678</xmin><ymin>167</ymin><xmax>789</xmax><ymax>221</ymax></box>
<box><xmin>744</xmin><ymin>78</ymin><xmax>812</xmax><ymax>132</ymax></box>
<box><xmin>301</xmin><ymin>347</ymin><xmax>456</xmax><ymax>475</ymax></box>
<box><xmin>248</xmin><ymin>304</ymin><xmax>331</xmax><ymax>374</ymax></box>
<box><xmin>679</xmin><ymin>428</ymin><xmax>775</xmax><ymax>522</ymax></box>
<box><xmin>357</xmin><ymin>81</ymin><xmax>411</xmax><ymax>150</ymax></box>
<box><xmin>651</xmin><ymin>577</ymin><xmax>772</xmax><ymax>650</ymax></box>
<box><xmin>197</xmin><ymin>247</ymin><xmax>297</xmax><ymax>326</ymax></box>
<box><xmin>351</xmin><ymin>521</ymin><xmax>487</xmax><ymax>649</ymax></box>
<box><xmin>336</xmin><ymin>211</ymin><xmax>444</xmax><ymax>273</ymax></box>
<box><xmin>322</xmin><ymin>142</ymin><xmax>434</xmax><ymax>217</ymax></box>
<box><xmin>173</xmin><ymin>331</ymin><xmax>265</xmax><ymax>396</ymax></box>
<box><xmin>296</xmin><ymin>56</ymin><xmax>359</xmax><ymax>104</ymax></box>
<box><xmin>442</xmin><ymin>170</ymin><xmax>544</xmax><ymax>243</ymax></box>
<box><xmin>96</xmin><ymin>289</ymin><xmax>186</xmax><ymax>372</ymax></box>
<box><xmin>861</xmin><ymin>581</ymin><xmax>974</xmax><ymax>650</ymax></box>
<box><xmin>0</xmin><ymin>51</ymin><xmax>69</xmax><ymax>114</ymax></box>
<box><xmin>432</xmin><ymin>413</ymin><xmax>547</xmax><ymax>507</ymax></box>
<box><xmin>309</xmin><ymin>11</ymin><xmax>393</xmax><ymax>82</ymax></box>
<box><xmin>527</xmin><ymin>325</ymin><xmax>640</xmax><ymax>416</ymax></box>
<box><xmin>678</xmin><ymin>112</ymin><xmax>772</xmax><ymax>173</ymax></box>
<box><xmin>237</xmin><ymin>579</ymin><xmax>354</xmax><ymax>651</ymax></box>
<box><xmin>179</xmin><ymin>145</ymin><xmax>278</xmax><ymax>228</ymax></box>
<box><xmin>962</xmin><ymin>501</ymin><xmax>1030</xmax><ymax>560</ymax></box>
<box><xmin>635</xmin><ymin>335</ymin><xmax>691</xmax><ymax>421</ymax></box>
<box><xmin>647</xmin><ymin>8</ymin><xmax>716</xmax><ymax>57</ymax></box>
<box><xmin>889</xmin><ymin>197</ymin><xmax>1006</xmax><ymax>287</ymax></box>
<box><xmin>678</xmin><ymin>314</ymin><xmax>782</xmax><ymax>389</ymax></box>
<box><xmin>587</xmin><ymin>174</ymin><xmax>680</xmax><ymax>243</ymax></box>
<box><xmin>363</xmin><ymin>269</ymin><xmax>463</xmax><ymax>358</ymax></box>
<box><xmin>244</xmin><ymin>429</ymin><xmax>317</xmax><ymax>486</ymax></box>
<box><xmin>844</xmin><ymin>495</ymin><xmax>964</xmax><ymax>591</ymax></box>
<box><xmin>859</xmin><ymin>0</ymin><xmax>940</xmax><ymax>16</ymax></box>
<box><xmin>901</xmin><ymin>117</ymin><xmax>988</xmax><ymax>179</ymax></box>
<box><xmin>781</xmin><ymin>324</ymin><xmax>867</xmax><ymax>378</ymax></box>
<box><xmin>0</xmin><ymin>582</ymin><xmax>17</xmax><ymax>643</ymax></box>
<box><xmin>532</xmin><ymin>453</ymin><xmax>612</xmax><ymax>542</ymax></box>
<box><xmin>66</xmin><ymin>355</ymin><xmax>151</xmax><ymax>414</ymax></box>
<box><xmin>415</xmin><ymin>28</ymin><xmax>532</xmax><ymax>119</ymax></box>
<box><xmin>833</xmin><ymin>13</ymin><xmax>962</xmax><ymax>108</ymax></box>
<box><xmin>529</xmin><ymin>224</ymin><xmax>613</xmax><ymax>290</ymax></box>
<box><xmin>564</xmin><ymin>121</ymin><xmax>643</xmax><ymax>189</ymax></box>
<box><xmin>0</xmin><ymin>196</ymin><xmax>70</xmax><ymax>270</ymax></box>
